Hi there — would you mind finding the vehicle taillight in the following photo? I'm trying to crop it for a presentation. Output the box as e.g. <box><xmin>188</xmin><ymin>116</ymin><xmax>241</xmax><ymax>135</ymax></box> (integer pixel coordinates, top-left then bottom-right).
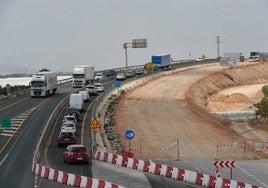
<box><xmin>71</xmin><ymin>136</ymin><xmax>76</xmax><ymax>141</ymax></box>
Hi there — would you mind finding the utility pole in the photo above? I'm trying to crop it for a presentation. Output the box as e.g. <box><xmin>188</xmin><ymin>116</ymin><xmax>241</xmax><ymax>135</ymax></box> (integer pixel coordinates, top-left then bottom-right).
<box><xmin>216</xmin><ymin>36</ymin><xmax>221</xmax><ymax>59</ymax></box>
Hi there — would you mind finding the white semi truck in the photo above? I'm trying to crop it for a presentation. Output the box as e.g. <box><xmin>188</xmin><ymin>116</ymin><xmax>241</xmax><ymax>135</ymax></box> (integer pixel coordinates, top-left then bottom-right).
<box><xmin>72</xmin><ymin>65</ymin><xmax>94</xmax><ymax>88</ymax></box>
<box><xmin>30</xmin><ymin>71</ymin><xmax>58</xmax><ymax>97</ymax></box>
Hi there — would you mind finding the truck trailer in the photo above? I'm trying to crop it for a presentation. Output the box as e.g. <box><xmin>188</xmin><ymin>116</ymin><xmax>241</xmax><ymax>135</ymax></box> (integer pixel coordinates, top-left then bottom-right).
<box><xmin>72</xmin><ymin>65</ymin><xmax>94</xmax><ymax>88</ymax></box>
<box><xmin>151</xmin><ymin>54</ymin><xmax>171</xmax><ymax>70</ymax></box>
<box><xmin>30</xmin><ymin>71</ymin><xmax>57</xmax><ymax>97</ymax></box>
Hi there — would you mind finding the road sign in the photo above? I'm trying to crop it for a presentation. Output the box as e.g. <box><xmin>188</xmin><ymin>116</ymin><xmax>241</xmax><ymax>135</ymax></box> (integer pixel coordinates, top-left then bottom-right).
<box><xmin>255</xmin><ymin>145</ymin><xmax>262</xmax><ymax>151</ymax></box>
<box><xmin>213</xmin><ymin>160</ymin><xmax>235</xmax><ymax>168</ymax></box>
<box><xmin>146</xmin><ymin>62</ymin><xmax>154</xmax><ymax>70</ymax></box>
<box><xmin>115</xmin><ymin>81</ymin><xmax>121</xmax><ymax>88</ymax></box>
<box><xmin>0</xmin><ymin>117</ymin><xmax>11</xmax><ymax>128</ymax></box>
<box><xmin>132</xmin><ymin>39</ymin><xmax>147</xmax><ymax>48</ymax></box>
<box><xmin>125</xmin><ymin>129</ymin><xmax>135</xmax><ymax>140</ymax></box>
<box><xmin>89</xmin><ymin>118</ymin><xmax>101</xmax><ymax>129</ymax></box>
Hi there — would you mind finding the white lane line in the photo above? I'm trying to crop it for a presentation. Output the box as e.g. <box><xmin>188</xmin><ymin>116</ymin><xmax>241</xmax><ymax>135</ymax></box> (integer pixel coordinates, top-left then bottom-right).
<box><xmin>0</xmin><ymin>154</ymin><xmax>8</xmax><ymax>166</ymax></box>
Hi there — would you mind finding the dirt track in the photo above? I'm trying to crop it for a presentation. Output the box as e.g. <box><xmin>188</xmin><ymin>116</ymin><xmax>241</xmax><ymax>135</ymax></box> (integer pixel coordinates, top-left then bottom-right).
<box><xmin>114</xmin><ymin>62</ymin><xmax>268</xmax><ymax>160</ymax></box>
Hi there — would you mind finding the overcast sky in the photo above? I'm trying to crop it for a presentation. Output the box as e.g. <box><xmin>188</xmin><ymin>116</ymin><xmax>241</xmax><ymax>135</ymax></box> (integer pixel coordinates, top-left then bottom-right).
<box><xmin>0</xmin><ymin>0</ymin><xmax>268</xmax><ymax>73</ymax></box>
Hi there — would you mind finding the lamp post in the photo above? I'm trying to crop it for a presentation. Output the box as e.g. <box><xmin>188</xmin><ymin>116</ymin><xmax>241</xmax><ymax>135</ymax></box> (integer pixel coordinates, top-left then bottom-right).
<box><xmin>123</xmin><ymin>43</ymin><xmax>128</xmax><ymax>68</ymax></box>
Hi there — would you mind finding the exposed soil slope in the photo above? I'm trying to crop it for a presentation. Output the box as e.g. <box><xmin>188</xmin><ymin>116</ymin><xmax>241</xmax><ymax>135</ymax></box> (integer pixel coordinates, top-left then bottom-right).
<box><xmin>114</xmin><ymin>62</ymin><xmax>268</xmax><ymax>160</ymax></box>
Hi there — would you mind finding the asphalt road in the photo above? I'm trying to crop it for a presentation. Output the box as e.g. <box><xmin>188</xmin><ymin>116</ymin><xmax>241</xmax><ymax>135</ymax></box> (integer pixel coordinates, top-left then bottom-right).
<box><xmin>0</xmin><ymin>77</ymin><xmax>199</xmax><ymax>188</ymax></box>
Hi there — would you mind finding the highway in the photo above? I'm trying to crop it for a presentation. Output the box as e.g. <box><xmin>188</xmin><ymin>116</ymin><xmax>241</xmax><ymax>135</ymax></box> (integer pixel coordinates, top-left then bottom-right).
<box><xmin>0</xmin><ymin>73</ymin><xmax>198</xmax><ymax>188</ymax></box>
<box><xmin>1</xmin><ymin>61</ymin><xmax>266</xmax><ymax>188</ymax></box>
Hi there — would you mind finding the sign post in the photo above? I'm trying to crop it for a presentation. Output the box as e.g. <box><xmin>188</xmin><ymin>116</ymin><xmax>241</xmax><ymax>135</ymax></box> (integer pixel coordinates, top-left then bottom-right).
<box><xmin>125</xmin><ymin>129</ymin><xmax>135</xmax><ymax>152</ymax></box>
<box><xmin>123</xmin><ymin>39</ymin><xmax>147</xmax><ymax>68</ymax></box>
<box><xmin>89</xmin><ymin>117</ymin><xmax>101</xmax><ymax>151</ymax></box>
<box><xmin>213</xmin><ymin>160</ymin><xmax>235</xmax><ymax>179</ymax></box>
<box><xmin>115</xmin><ymin>81</ymin><xmax>121</xmax><ymax>96</ymax></box>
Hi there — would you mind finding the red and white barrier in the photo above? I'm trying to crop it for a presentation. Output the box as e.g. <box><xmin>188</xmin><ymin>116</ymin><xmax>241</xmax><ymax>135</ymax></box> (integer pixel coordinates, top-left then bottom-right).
<box><xmin>92</xmin><ymin>150</ymin><xmax>262</xmax><ymax>188</ymax></box>
<box><xmin>32</xmin><ymin>162</ymin><xmax>124</xmax><ymax>188</ymax></box>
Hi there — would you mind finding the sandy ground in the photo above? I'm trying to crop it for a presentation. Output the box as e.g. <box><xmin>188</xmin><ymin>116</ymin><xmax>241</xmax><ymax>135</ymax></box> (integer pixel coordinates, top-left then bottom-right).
<box><xmin>114</xmin><ymin>62</ymin><xmax>268</xmax><ymax>160</ymax></box>
<box><xmin>207</xmin><ymin>84</ymin><xmax>266</xmax><ymax>112</ymax></box>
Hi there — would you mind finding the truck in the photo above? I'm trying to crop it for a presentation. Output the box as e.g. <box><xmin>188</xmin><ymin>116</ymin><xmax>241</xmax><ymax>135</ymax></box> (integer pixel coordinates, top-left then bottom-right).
<box><xmin>30</xmin><ymin>71</ymin><xmax>57</xmax><ymax>97</ymax></box>
<box><xmin>151</xmin><ymin>54</ymin><xmax>171</xmax><ymax>70</ymax></box>
<box><xmin>72</xmin><ymin>65</ymin><xmax>94</xmax><ymax>88</ymax></box>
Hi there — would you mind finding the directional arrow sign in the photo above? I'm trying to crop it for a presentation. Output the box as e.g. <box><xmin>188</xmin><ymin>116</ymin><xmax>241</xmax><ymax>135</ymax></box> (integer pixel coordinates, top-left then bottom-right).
<box><xmin>213</xmin><ymin>160</ymin><xmax>235</xmax><ymax>168</ymax></box>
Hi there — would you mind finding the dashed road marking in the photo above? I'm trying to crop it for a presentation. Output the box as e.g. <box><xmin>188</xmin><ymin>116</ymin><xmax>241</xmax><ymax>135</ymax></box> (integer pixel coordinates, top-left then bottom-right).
<box><xmin>0</xmin><ymin>109</ymin><xmax>34</xmax><ymax>137</ymax></box>
<box><xmin>237</xmin><ymin>164</ymin><xmax>268</xmax><ymax>188</ymax></box>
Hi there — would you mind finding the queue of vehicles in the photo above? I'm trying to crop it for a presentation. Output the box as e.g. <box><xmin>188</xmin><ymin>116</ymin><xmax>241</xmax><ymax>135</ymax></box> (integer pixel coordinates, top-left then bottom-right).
<box><xmin>58</xmin><ymin>94</ymin><xmax>90</xmax><ymax>164</ymax></box>
<box><xmin>36</xmin><ymin>59</ymin><xmax>170</xmax><ymax>164</ymax></box>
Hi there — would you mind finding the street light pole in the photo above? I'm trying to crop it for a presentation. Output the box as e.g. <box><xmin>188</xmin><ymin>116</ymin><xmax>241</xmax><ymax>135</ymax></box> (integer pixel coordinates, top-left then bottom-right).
<box><xmin>125</xmin><ymin>47</ymin><xmax>128</xmax><ymax>68</ymax></box>
<box><xmin>123</xmin><ymin>43</ymin><xmax>128</xmax><ymax>68</ymax></box>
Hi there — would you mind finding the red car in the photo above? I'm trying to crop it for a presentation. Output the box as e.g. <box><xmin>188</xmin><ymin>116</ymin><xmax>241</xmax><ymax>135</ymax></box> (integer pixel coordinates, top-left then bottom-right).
<box><xmin>63</xmin><ymin>144</ymin><xmax>89</xmax><ymax>164</ymax></box>
<box><xmin>57</xmin><ymin>130</ymin><xmax>76</xmax><ymax>147</ymax></box>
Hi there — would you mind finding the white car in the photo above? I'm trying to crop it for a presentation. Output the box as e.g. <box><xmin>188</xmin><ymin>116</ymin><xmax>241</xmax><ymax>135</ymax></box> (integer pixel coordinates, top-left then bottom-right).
<box><xmin>94</xmin><ymin>73</ymin><xmax>104</xmax><ymax>81</ymax></box>
<box><xmin>85</xmin><ymin>84</ymin><xmax>98</xmax><ymax>95</ymax></box>
<box><xmin>116</xmin><ymin>73</ymin><xmax>126</xmax><ymax>81</ymax></box>
<box><xmin>94</xmin><ymin>83</ymin><xmax>104</xmax><ymax>92</ymax></box>
<box><xmin>62</xmin><ymin>115</ymin><xmax>77</xmax><ymax>126</ymax></box>
<box><xmin>196</xmin><ymin>58</ymin><xmax>204</xmax><ymax>62</ymax></box>
<box><xmin>61</xmin><ymin>121</ymin><xmax>77</xmax><ymax>135</ymax></box>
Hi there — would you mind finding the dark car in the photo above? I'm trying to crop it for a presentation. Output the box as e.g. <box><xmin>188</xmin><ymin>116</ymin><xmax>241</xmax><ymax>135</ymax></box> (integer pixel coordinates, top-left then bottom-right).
<box><xmin>63</xmin><ymin>144</ymin><xmax>89</xmax><ymax>164</ymax></box>
<box><xmin>125</xmin><ymin>71</ymin><xmax>135</xmax><ymax>78</ymax></box>
<box><xmin>65</xmin><ymin>106</ymin><xmax>80</xmax><ymax>121</ymax></box>
<box><xmin>135</xmin><ymin>69</ymin><xmax>144</xmax><ymax>76</ymax></box>
<box><xmin>57</xmin><ymin>130</ymin><xmax>76</xmax><ymax>147</ymax></box>
<box><xmin>105</xmin><ymin>70</ymin><xmax>116</xmax><ymax>77</ymax></box>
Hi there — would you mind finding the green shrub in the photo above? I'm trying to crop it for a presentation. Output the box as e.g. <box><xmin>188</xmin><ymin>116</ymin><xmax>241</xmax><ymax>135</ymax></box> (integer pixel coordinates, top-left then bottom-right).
<box><xmin>262</xmin><ymin>85</ymin><xmax>268</xmax><ymax>97</ymax></box>
<box><xmin>254</xmin><ymin>98</ymin><xmax>268</xmax><ymax>120</ymax></box>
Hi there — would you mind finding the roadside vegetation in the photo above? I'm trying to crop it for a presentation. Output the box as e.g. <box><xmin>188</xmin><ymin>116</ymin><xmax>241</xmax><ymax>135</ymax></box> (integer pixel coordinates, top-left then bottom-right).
<box><xmin>254</xmin><ymin>85</ymin><xmax>268</xmax><ymax>120</ymax></box>
<box><xmin>0</xmin><ymin>85</ymin><xmax>29</xmax><ymax>98</ymax></box>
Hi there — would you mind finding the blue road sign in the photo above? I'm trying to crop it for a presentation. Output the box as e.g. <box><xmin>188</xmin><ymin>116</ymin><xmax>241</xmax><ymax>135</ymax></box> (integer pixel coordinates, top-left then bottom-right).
<box><xmin>115</xmin><ymin>81</ymin><xmax>121</xmax><ymax>88</ymax></box>
<box><xmin>125</xmin><ymin>129</ymin><xmax>135</xmax><ymax>140</ymax></box>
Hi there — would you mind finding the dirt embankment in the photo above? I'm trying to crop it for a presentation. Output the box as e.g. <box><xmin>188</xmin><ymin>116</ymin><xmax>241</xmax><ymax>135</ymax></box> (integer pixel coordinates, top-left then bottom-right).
<box><xmin>112</xmin><ymin>62</ymin><xmax>268</xmax><ymax>160</ymax></box>
<box><xmin>187</xmin><ymin>62</ymin><xmax>268</xmax><ymax>110</ymax></box>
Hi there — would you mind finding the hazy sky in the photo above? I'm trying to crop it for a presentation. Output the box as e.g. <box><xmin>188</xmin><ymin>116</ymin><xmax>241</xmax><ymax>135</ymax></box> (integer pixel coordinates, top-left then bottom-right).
<box><xmin>0</xmin><ymin>0</ymin><xmax>268</xmax><ymax>73</ymax></box>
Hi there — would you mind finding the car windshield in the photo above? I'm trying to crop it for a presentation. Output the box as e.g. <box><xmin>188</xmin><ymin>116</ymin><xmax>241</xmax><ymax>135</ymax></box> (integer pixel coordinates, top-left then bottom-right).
<box><xmin>67</xmin><ymin>108</ymin><xmax>78</xmax><ymax>114</ymax></box>
<box><xmin>60</xmin><ymin>132</ymin><xmax>73</xmax><ymax>137</ymax></box>
<box><xmin>64</xmin><ymin>117</ymin><xmax>75</xmax><ymax>121</ymax></box>
<box><xmin>63</xmin><ymin>124</ymin><xmax>73</xmax><ymax>128</ymax></box>
<box><xmin>71</xmin><ymin>147</ymin><xmax>86</xmax><ymax>152</ymax></box>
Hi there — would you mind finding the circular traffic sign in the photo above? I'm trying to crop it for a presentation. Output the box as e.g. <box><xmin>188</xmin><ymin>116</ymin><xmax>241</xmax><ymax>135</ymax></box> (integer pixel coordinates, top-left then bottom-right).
<box><xmin>125</xmin><ymin>129</ymin><xmax>135</xmax><ymax>140</ymax></box>
<box><xmin>255</xmin><ymin>145</ymin><xmax>262</xmax><ymax>151</ymax></box>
